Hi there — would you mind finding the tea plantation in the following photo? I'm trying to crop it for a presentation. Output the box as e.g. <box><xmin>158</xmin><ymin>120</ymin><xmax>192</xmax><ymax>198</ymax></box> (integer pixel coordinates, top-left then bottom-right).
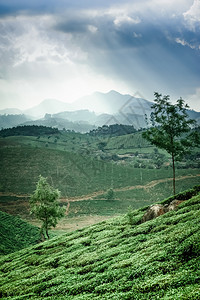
<box><xmin>0</xmin><ymin>134</ymin><xmax>199</xmax><ymax>197</ymax></box>
<box><xmin>0</xmin><ymin>187</ymin><xmax>199</xmax><ymax>299</ymax></box>
<box><xmin>0</xmin><ymin>211</ymin><xmax>40</xmax><ymax>255</ymax></box>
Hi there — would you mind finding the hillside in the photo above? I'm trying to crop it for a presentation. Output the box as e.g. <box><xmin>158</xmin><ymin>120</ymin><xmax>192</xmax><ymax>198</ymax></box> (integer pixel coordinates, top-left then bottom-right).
<box><xmin>24</xmin><ymin>99</ymin><xmax>73</xmax><ymax>118</ymax></box>
<box><xmin>0</xmin><ymin>125</ymin><xmax>59</xmax><ymax>137</ymax></box>
<box><xmin>0</xmin><ymin>187</ymin><xmax>199</xmax><ymax>299</ymax></box>
<box><xmin>0</xmin><ymin>130</ymin><xmax>199</xmax><ymax>232</ymax></box>
<box><xmin>0</xmin><ymin>134</ymin><xmax>199</xmax><ymax>197</ymax></box>
<box><xmin>21</xmin><ymin>116</ymin><xmax>96</xmax><ymax>132</ymax></box>
<box><xmin>0</xmin><ymin>211</ymin><xmax>40</xmax><ymax>255</ymax></box>
<box><xmin>0</xmin><ymin>114</ymin><xmax>31</xmax><ymax>129</ymax></box>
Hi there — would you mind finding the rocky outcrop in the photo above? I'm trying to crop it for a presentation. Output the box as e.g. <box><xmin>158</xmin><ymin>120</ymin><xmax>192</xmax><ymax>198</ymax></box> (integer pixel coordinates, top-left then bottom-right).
<box><xmin>166</xmin><ymin>199</ymin><xmax>183</xmax><ymax>211</ymax></box>
<box><xmin>142</xmin><ymin>199</ymin><xmax>183</xmax><ymax>223</ymax></box>
<box><xmin>142</xmin><ymin>204</ymin><xmax>165</xmax><ymax>223</ymax></box>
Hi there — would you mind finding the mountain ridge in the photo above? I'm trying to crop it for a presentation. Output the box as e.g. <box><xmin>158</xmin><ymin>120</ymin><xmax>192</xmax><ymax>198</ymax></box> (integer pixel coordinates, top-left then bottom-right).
<box><xmin>0</xmin><ymin>91</ymin><xmax>152</xmax><ymax>118</ymax></box>
<box><xmin>0</xmin><ymin>90</ymin><xmax>199</xmax><ymax>131</ymax></box>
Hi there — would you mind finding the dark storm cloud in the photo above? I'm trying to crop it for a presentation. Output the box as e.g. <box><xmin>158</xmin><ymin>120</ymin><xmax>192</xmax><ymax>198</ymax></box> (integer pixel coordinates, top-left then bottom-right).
<box><xmin>0</xmin><ymin>0</ymin><xmax>127</xmax><ymax>17</ymax></box>
<box><xmin>13</xmin><ymin>0</ymin><xmax>198</xmax><ymax>100</ymax></box>
<box><xmin>0</xmin><ymin>0</ymin><xmax>48</xmax><ymax>16</ymax></box>
<box><xmin>0</xmin><ymin>0</ymin><xmax>199</xmax><ymax>110</ymax></box>
<box><xmin>54</xmin><ymin>17</ymin><xmax>97</xmax><ymax>34</ymax></box>
<box><xmin>53</xmin><ymin>9</ymin><xmax>200</xmax><ymax>81</ymax></box>
<box><xmin>0</xmin><ymin>0</ymin><xmax>84</xmax><ymax>17</ymax></box>
<box><xmin>53</xmin><ymin>5</ymin><xmax>199</xmax><ymax>51</ymax></box>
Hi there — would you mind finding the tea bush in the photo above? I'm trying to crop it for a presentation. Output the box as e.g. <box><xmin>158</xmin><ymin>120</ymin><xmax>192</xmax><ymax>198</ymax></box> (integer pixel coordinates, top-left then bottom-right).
<box><xmin>0</xmin><ymin>189</ymin><xmax>199</xmax><ymax>299</ymax></box>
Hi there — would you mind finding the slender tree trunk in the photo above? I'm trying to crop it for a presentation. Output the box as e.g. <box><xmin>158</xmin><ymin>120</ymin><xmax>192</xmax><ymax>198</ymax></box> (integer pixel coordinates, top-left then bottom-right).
<box><xmin>41</xmin><ymin>232</ymin><xmax>45</xmax><ymax>241</ymax></box>
<box><xmin>44</xmin><ymin>211</ymin><xmax>49</xmax><ymax>239</ymax></box>
<box><xmin>46</xmin><ymin>227</ymin><xmax>49</xmax><ymax>239</ymax></box>
<box><xmin>172</xmin><ymin>153</ymin><xmax>176</xmax><ymax>196</ymax></box>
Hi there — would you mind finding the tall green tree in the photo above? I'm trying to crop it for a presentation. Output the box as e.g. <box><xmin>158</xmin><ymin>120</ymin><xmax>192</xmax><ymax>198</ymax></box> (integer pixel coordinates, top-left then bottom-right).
<box><xmin>106</xmin><ymin>188</ymin><xmax>114</xmax><ymax>200</ymax></box>
<box><xmin>30</xmin><ymin>175</ymin><xmax>65</xmax><ymax>239</ymax></box>
<box><xmin>143</xmin><ymin>92</ymin><xmax>199</xmax><ymax>195</ymax></box>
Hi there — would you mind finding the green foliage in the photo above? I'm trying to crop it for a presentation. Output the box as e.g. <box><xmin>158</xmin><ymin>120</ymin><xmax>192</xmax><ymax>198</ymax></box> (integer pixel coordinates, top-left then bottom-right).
<box><xmin>106</xmin><ymin>131</ymin><xmax>150</xmax><ymax>150</ymax></box>
<box><xmin>0</xmin><ymin>190</ymin><xmax>199</xmax><ymax>299</ymax></box>
<box><xmin>105</xmin><ymin>188</ymin><xmax>114</xmax><ymax>200</ymax></box>
<box><xmin>30</xmin><ymin>176</ymin><xmax>65</xmax><ymax>239</ymax></box>
<box><xmin>161</xmin><ymin>185</ymin><xmax>200</xmax><ymax>206</ymax></box>
<box><xmin>175</xmin><ymin>231</ymin><xmax>200</xmax><ymax>261</ymax></box>
<box><xmin>0</xmin><ymin>211</ymin><xmax>40</xmax><ymax>255</ymax></box>
<box><xmin>1</xmin><ymin>134</ymin><xmax>199</xmax><ymax>198</ymax></box>
<box><xmin>143</xmin><ymin>92</ymin><xmax>198</xmax><ymax>159</ymax></box>
<box><xmin>89</xmin><ymin>124</ymin><xmax>137</xmax><ymax>137</ymax></box>
<box><xmin>97</xmin><ymin>141</ymin><xmax>107</xmax><ymax>151</ymax></box>
<box><xmin>0</xmin><ymin>125</ymin><xmax>59</xmax><ymax>137</ymax></box>
<box><xmin>0</xmin><ymin>128</ymin><xmax>198</xmax><ymax>197</ymax></box>
<box><xmin>126</xmin><ymin>206</ymin><xmax>141</xmax><ymax>226</ymax></box>
<box><xmin>142</xmin><ymin>92</ymin><xmax>200</xmax><ymax>194</ymax></box>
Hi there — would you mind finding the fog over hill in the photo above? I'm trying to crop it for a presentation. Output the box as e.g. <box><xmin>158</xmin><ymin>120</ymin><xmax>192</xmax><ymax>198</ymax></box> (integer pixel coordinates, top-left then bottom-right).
<box><xmin>73</xmin><ymin>90</ymin><xmax>135</xmax><ymax>114</ymax></box>
<box><xmin>0</xmin><ymin>91</ymin><xmax>152</xmax><ymax>118</ymax></box>
<box><xmin>0</xmin><ymin>90</ymin><xmax>199</xmax><ymax>131</ymax></box>
<box><xmin>0</xmin><ymin>108</ymin><xmax>23</xmax><ymax>115</ymax></box>
<box><xmin>24</xmin><ymin>99</ymin><xmax>74</xmax><ymax>118</ymax></box>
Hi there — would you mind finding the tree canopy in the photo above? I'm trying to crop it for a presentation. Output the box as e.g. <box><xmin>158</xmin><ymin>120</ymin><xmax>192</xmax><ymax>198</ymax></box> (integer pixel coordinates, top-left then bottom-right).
<box><xmin>89</xmin><ymin>124</ymin><xmax>136</xmax><ymax>137</ymax></box>
<box><xmin>142</xmin><ymin>92</ymin><xmax>200</xmax><ymax>195</ymax></box>
<box><xmin>0</xmin><ymin>125</ymin><xmax>59</xmax><ymax>137</ymax></box>
<box><xmin>30</xmin><ymin>175</ymin><xmax>65</xmax><ymax>239</ymax></box>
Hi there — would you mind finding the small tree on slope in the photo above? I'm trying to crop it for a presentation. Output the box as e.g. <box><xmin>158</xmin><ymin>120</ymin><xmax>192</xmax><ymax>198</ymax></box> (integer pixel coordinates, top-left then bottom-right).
<box><xmin>106</xmin><ymin>188</ymin><xmax>114</xmax><ymax>200</ymax></box>
<box><xmin>30</xmin><ymin>175</ymin><xmax>65</xmax><ymax>239</ymax></box>
<box><xmin>142</xmin><ymin>92</ymin><xmax>200</xmax><ymax>195</ymax></box>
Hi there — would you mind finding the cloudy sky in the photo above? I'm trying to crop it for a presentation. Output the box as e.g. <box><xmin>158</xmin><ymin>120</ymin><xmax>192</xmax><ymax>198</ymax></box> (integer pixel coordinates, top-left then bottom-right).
<box><xmin>0</xmin><ymin>0</ymin><xmax>200</xmax><ymax>111</ymax></box>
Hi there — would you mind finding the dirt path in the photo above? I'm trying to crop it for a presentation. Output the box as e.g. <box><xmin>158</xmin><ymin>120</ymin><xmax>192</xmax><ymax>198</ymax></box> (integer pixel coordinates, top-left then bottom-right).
<box><xmin>1</xmin><ymin>174</ymin><xmax>199</xmax><ymax>233</ymax></box>
<box><xmin>115</xmin><ymin>174</ymin><xmax>200</xmax><ymax>192</ymax></box>
<box><xmin>0</xmin><ymin>192</ymin><xmax>30</xmax><ymax>197</ymax></box>
<box><xmin>60</xmin><ymin>174</ymin><xmax>200</xmax><ymax>203</ymax></box>
<box><xmin>0</xmin><ymin>174</ymin><xmax>199</xmax><ymax>203</ymax></box>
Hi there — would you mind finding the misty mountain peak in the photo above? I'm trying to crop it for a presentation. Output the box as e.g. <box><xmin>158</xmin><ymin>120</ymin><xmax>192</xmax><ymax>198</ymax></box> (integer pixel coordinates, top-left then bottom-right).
<box><xmin>24</xmin><ymin>99</ymin><xmax>73</xmax><ymax>118</ymax></box>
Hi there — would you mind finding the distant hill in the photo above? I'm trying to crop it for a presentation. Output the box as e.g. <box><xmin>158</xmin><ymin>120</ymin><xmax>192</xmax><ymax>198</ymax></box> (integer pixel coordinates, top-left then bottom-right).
<box><xmin>1</xmin><ymin>91</ymin><xmax>200</xmax><ymax>131</ymax></box>
<box><xmin>0</xmin><ymin>108</ymin><xmax>23</xmax><ymax>115</ymax></box>
<box><xmin>73</xmin><ymin>90</ymin><xmax>153</xmax><ymax>115</ymax></box>
<box><xmin>21</xmin><ymin>116</ymin><xmax>96</xmax><ymax>132</ymax></box>
<box><xmin>0</xmin><ymin>210</ymin><xmax>40</xmax><ymax>255</ymax></box>
<box><xmin>0</xmin><ymin>187</ymin><xmax>199</xmax><ymax>298</ymax></box>
<box><xmin>0</xmin><ymin>91</ymin><xmax>153</xmax><ymax>118</ymax></box>
<box><xmin>0</xmin><ymin>114</ymin><xmax>31</xmax><ymax>129</ymax></box>
<box><xmin>54</xmin><ymin>109</ymin><xmax>97</xmax><ymax>123</ymax></box>
<box><xmin>0</xmin><ymin>125</ymin><xmax>59</xmax><ymax>137</ymax></box>
<box><xmin>89</xmin><ymin>124</ymin><xmax>137</xmax><ymax>136</ymax></box>
<box><xmin>187</xmin><ymin>109</ymin><xmax>200</xmax><ymax>122</ymax></box>
<box><xmin>24</xmin><ymin>98</ymin><xmax>74</xmax><ymax>118</ymax></box>
<box><xmin>73</xmin><ymin>90</ymin><xmax>131</xmax><ymax>114</ymax></box>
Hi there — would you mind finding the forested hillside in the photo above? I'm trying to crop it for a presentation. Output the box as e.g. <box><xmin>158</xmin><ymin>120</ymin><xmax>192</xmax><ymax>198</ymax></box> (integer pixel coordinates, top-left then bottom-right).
<box><xmin>89</xmin><ymin>124</ymin><xmax>137</xmax><ymax>136</ymax></box>
<box><xmin>0</xmin><ymin>125</ymin><xmax>59</xmax><ymax>137</ymax></box>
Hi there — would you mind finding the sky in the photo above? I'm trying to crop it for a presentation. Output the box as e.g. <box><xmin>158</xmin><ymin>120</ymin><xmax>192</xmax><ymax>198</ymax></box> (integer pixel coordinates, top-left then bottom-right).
<box><xmin>0</xmin><ymin>0</ymin><xmax>200</xmax><ymax>111</ymax></box>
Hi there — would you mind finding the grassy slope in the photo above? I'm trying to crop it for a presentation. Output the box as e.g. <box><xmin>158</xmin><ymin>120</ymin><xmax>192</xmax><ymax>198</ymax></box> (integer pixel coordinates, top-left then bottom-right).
<box><xmin>0</xmin><ymin>190</ymin><xmax>199</xmax><ymax>299</ymax></box>
<box><xmin>106</xmin><ymin>131</ymin><xmax>151</xmax><ymax>150</ymax></box>
<box><xmin>67</xmin><ymin>177</ymin><xmax>200</xmax><ymax>218</ymax></box>
<box><xmin>0</xmin><ymin>211</ymin><xmax>40</xmax><ymax>255</ymax></box>
<box><xmin>0</xmin><ymin>136</ymin><xmax>199</xmax><ymax>197</ymax></box>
